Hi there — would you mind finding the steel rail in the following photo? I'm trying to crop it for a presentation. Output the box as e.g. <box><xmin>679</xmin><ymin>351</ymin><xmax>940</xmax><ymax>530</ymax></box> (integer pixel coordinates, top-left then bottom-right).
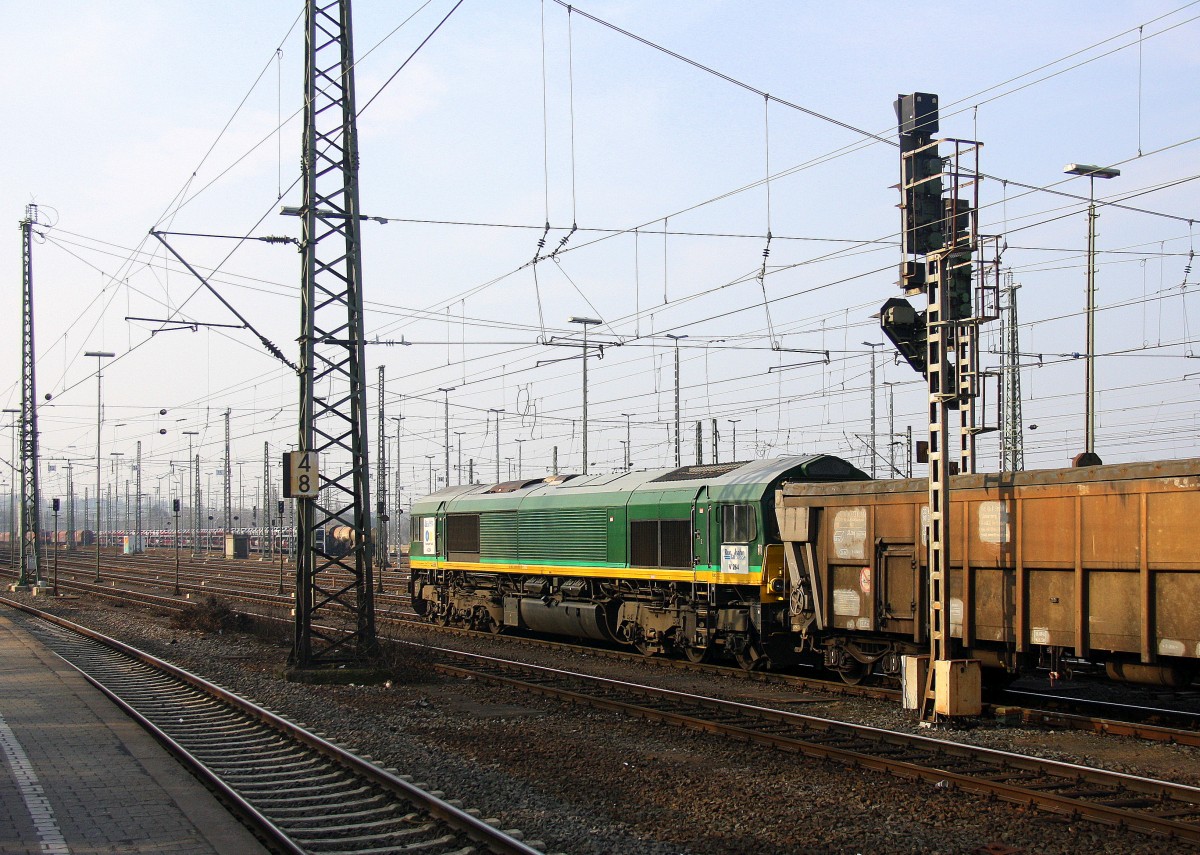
<box><xmin>7</xmin><ymin>556</ymin><xmax>1200</xmax><ymax>748</ymax></box>
<box><xmin>0</xmin><ymin>596</ymin><xmax>543</xmax><ymax>855</ymax></box>
<box><xmin>427</xmin><ymin>647</ymin><xmax>1200</xmax><ymax>844</ymax></box>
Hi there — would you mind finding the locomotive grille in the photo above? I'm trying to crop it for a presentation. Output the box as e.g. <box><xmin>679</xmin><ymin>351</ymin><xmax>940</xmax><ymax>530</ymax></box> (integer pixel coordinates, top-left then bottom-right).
<box><xmin>480</xmin><ymin>511</ymin><xmax>517</xmax><ymax>559</ymax></box>
<box><xmin>631</xmin><ymin>519</ymin><xmax>692</xmax><ymax>568</ymax></box>
<box><xmin>446</xmin><ymin>513</ymin><xmax>480</xmax><ymax>562</ymax></box>
<box><xmin>519</xmin><ymin>507</ymin><xmax>608</xmax><ymax>562</ymax></box>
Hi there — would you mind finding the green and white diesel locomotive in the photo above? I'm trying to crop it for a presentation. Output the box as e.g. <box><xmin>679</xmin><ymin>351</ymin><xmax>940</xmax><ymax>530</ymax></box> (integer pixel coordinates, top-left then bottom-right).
<box><xmin>408</xmin><ymin>454</ymin><xmax>868</xmax><ymax>667</ymax></box>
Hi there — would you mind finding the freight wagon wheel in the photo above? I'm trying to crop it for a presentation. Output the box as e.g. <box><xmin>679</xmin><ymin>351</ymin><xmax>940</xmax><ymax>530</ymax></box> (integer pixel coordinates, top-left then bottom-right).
<box><xmin>836</xmin><ymin>660</ymin><xmax>868</xmax><ymax>685</ymax></box>
<box><xmin>680</xmin><ymin>646</ymin><xmax>709</xmax><ymax>664</ymax></box>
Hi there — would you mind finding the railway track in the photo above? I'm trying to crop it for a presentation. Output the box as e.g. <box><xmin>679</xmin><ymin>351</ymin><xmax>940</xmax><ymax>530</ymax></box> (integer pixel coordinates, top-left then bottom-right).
<box><xmin>8</xmin><ymin>553</ymin><xmax>1200</xmax><ymax>750</ymax></box>
<box><xmin>0</xmin><ymin>596</ymin><xmax>544</xmax><ymax>855</ymax></box>
<box><xmin>427</xmin><ymin>645</ymin><xmax>1200</xmax><ymax>845</ymax></box>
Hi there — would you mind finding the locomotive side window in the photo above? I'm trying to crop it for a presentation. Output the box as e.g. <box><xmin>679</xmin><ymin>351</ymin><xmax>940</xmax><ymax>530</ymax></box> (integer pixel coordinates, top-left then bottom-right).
<box><xmin>630</xmin><ymin>519</ymin><xmax>692</xmax><ymax>569</ymax></box>
<box><xmin>721</xmin><ymin>504</ymin><xmax>757</xmax><ymax>543</ymax></box>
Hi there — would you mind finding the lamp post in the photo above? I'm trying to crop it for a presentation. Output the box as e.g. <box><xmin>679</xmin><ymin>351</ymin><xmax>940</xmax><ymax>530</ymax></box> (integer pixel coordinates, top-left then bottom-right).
<box><xmin>665</xmin><ymin>334</ymin><xmax>687</xmax><ymax>466</ymax></box>
<box><xmin>488</xmin><ymin>408</ymin><xmax>504</xmax><ymax>483</ymax></box>
<box><xmin>1064</xmin><ymin>163</ymin><xmax>1120</xmax><ymax>464</ymax></box>
<box><xmin>515</xmin><ymin>438</ymin><xmax>525</xmax><ymax>479</ymax></box>
<box><xmin>84</xmin><ymin>351</ymin><xmax>115</xmax><ymax>581</ymax></box>
<box><xmin>569</xmin><ymin>317</ymin><xmax>602</xmax><ymax>474</ymax></box>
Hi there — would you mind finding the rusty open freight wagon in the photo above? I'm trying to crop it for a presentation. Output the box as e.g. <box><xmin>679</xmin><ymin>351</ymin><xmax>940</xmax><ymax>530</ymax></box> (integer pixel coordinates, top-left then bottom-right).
<box><xmin>775</xmin><ymin>458</ymin><xmax>1200</xmax><ymax>686</ymax></box>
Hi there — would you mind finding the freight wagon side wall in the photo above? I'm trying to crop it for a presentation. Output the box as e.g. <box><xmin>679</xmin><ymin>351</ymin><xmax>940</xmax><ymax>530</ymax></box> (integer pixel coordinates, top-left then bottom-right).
<box><xmin>777</xmin><ymin>459</ymin><xmax>1200</xmax><ymax>666</ymax></box>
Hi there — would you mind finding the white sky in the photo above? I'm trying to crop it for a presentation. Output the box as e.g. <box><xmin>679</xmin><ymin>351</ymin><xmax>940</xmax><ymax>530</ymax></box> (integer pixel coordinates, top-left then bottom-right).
<box><xmin>2</xmin><ymin>0</ymin><xmax>1198</xmax><ymax>513</ymax></box>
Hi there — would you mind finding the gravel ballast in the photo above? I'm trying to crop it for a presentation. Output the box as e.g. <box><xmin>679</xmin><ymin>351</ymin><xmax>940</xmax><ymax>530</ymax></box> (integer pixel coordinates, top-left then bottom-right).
<box><xmin>10</xmin><ymin>592</ymin><xmax>1199</xmax><ymax>855</ymax></box>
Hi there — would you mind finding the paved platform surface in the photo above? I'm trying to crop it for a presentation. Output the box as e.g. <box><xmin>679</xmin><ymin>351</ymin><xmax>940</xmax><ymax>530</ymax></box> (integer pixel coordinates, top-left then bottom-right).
<box><xmin>0</xmin><ymin>610</ymin><xmax>270</xmax><ymax>854</ymax></box>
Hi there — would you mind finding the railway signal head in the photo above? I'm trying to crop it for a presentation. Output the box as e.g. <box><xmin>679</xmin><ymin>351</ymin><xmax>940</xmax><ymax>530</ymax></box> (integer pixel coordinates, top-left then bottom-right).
<box><xmin>896</xmin><ymin>92</ymin><xmax>943</xmax><ymax>259</ymax></box>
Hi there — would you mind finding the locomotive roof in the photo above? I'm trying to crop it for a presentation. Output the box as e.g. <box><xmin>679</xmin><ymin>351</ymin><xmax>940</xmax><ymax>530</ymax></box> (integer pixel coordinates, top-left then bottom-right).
<box><xmin>410</xmin><ymin>454</ymin><xmax>867</xmax><ymax>514</ymax></box>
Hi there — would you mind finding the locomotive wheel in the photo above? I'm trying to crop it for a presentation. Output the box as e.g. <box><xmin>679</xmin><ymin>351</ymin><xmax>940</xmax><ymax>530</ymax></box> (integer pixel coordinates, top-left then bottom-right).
<box><xmin>734</xmin><ymin>641</ymin><xmax>767</xmax><ymax>672</ymax></box>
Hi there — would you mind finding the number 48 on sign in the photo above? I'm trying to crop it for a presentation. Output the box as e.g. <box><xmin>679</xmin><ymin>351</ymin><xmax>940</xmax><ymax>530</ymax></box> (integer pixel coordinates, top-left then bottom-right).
<box><xmin>284</xmin><ymin>451</ymin><xmax>320</xmax><ymax>498</ymax></box>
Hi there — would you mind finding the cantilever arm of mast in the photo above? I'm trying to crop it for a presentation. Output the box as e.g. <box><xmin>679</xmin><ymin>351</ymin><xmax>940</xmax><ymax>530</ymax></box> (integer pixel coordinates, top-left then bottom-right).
<box><xmin>150</xmin><ymin>230</ymin><xmax>299</xmax><ymax>373</ymax></box>
<box><xmin>124</xmin><ymin>316</ymin><xmax>244</xmax><ymax>334</ymax></box>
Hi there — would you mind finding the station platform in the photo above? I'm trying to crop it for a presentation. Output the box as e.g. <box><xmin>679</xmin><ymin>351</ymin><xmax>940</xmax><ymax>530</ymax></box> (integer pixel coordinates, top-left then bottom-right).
<box><xmin>0</xmin><ymin>609</ymin><xmax>269</xmax><ymax>854</ymax></box>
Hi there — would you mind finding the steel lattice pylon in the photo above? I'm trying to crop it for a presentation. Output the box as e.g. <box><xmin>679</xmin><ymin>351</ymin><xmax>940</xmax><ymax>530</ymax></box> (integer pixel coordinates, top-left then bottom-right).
<box><xmin>1000</xmin><ymin>274</ymin><xmax>1025</xmax><ymax>472</ymax></box>
<box><xmin>18</xmin><ymin>206</ymin><xmax>42</xmax><ymax>585</ymax></box>
<box><xmin>376</xmin><ymin>365</ymin><xmax>389</xmax><ymax>572</ymax></box>
<box><xmin>293</xmin><ymin>0</ymin><xmax>377</xmax><ymax>668</ymax></box>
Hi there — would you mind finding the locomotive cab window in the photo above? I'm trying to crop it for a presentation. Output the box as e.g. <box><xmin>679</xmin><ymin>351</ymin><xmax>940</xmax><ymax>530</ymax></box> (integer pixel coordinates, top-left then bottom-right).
<box><xmin>721</xmin><ymin>504</ymin><xmax>758</xmax><ymax>543</ymax></box>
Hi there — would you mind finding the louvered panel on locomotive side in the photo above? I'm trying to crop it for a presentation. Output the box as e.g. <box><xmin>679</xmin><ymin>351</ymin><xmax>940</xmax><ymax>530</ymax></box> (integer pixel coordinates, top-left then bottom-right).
<box><xmin>480</xmin><ymin>511</ymin><xmax>518</xmax><ymax>561</ymax></box>
<box><xmin>519</xmin><ymin>507</ymin><xmax>609</xmax><ymax>564</ymax></box>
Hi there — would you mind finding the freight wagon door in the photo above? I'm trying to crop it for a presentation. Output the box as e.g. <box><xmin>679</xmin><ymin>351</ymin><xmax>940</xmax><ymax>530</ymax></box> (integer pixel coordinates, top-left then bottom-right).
<box><xmin>879</xmin><ymin>545</ymin><xmax>918</xmax><ymax>639</ymax></box>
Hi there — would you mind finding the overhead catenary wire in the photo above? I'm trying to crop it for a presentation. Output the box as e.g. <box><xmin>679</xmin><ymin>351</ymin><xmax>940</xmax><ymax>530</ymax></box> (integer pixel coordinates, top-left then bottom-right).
<box><xmin>28</xmin><ymin>1</ymin><xmax>1200</xmax><ymax>480</ymax></box>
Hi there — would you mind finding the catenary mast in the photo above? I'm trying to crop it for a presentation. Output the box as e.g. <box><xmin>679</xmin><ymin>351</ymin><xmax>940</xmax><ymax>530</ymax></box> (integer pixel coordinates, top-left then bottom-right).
<box><xmin>16</xmin><ymin>205</ymin><xmax>42</xmax><ymax>587</ymax></box>
<box><xmin>291</xmin><ymin>0</ymin><xmax>377</xmax><ymax>669</ymax></box>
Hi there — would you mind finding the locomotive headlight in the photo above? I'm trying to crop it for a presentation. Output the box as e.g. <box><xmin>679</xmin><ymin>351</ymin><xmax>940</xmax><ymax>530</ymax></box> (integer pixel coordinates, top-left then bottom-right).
<box><xmin>769</xmin><ymin>578</ymin><xmax>785</xmax><ymax>594</ymax></box>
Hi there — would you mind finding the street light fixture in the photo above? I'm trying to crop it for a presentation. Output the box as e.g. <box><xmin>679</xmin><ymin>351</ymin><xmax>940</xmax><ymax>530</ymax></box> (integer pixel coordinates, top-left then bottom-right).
<box><xmin>568</xmin><ymin>317</ymin><xmax>602</xmax><ymax>475</ymax></box>
<box><xmin>84</xmin><ymin>351</ymin><xmax>115</xmax><ymax>581</ymax></box>
<box><xmin>1063</xmin><ymin>163</ymin><xmax>1120</xmax><ymax>465</ymax></box>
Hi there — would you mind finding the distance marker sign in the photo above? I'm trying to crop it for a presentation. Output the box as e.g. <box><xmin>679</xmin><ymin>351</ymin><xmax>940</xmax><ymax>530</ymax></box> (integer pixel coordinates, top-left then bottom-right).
<box><xmin>283</xmin><ymin>451</ymin><xmax>319</xmax><ymax>498</ymax></box>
